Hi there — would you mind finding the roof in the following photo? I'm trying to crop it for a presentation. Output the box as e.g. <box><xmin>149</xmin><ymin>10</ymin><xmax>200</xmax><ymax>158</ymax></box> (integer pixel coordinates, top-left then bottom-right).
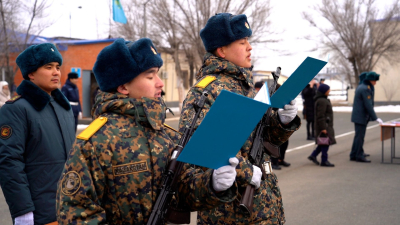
<box><xmin>5</xmin><ymin>30</ymin><xmax>117</xmax><ymax>52</ymax></box>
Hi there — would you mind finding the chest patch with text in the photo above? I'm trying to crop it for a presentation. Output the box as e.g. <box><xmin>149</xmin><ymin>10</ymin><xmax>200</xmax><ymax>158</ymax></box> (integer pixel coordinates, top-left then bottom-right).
<box><xmin>113</xmin><ymin>161</ymin><xmax>149</xmax><ymax>176</ymax></box>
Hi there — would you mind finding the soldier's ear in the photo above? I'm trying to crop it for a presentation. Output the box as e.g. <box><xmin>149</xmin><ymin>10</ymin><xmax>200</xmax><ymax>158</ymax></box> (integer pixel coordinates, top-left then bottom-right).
<box><xmin>28</xmin><ymin>72</ymin><xmax>35</xmax><ymax>81</ymax></box>
<box><xmin>117</xmin><ymin>84</ymin><xmax>129</xmax><ymax>95</ymax></box>
<box><xmin>215</xmin><ymin>47</ymin><xmax>226</xmax><ymax>58</ymax></box>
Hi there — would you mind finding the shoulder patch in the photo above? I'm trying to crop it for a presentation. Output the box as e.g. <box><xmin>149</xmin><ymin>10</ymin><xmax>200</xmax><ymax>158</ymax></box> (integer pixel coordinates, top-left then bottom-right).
<box><xmin>77</xmin><ymin>116</ymin><xmax>108</xmax><ymax>140</ymax></box>
<box><xmin>164</xmin><ymin>123</ymin><xmax>181</xmax><ymax>135</ymax></box>
<box><xmin>61</xmin><ymin>171</ymin><xmax>81</xmax><ymax>196</ymax></box>
<box><xmin>0</xmin><ymin>125</ymin><xmax>12</xmax><ymax>139</ymax></box>
<box><xmin>367</xmin><ymin>95</ymin><xmax>371</xmax><ymax>99</ymax></box>
<box><xmin>6</xmin><ymin>95</ymin><xmax>21</xmax><ymax>104</ymax></box>
<box><xmin>195</xmin><ymin>76</ymin><xmax>216</xmax><ymax>88</ymax></box>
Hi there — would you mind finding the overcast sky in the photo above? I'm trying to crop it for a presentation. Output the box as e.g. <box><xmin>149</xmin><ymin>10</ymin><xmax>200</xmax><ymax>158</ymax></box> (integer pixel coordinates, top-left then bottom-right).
<box><xmin>41</xmin><ymin>0</ymin><xmax>395</xmax><ymax>76</ymax></box>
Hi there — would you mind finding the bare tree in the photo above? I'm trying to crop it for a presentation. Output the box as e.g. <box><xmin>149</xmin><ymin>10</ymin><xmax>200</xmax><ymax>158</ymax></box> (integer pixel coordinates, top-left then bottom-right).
<box><xmin>0</xmin><ymin>0</ymin><xmax>51</xmax><ymax>93</ymax></box>
<box><xmin>173</xmin><ymin>0</ymin><xmax>275</xmax><ymax>67</ymax></box>
<box><xmin>115</xmin><ymin>0</ymin><xmax>275</xmax><ymax>108</ymax></box>
<box><xmin>112</xmin><ymin>0</ymin><xmax>147</xmax><ymax>40</ymax></box>
<box><xmin>303</xmin><ymin>0</ymin><xmax>400</xmax><ymax>87</ymax></box>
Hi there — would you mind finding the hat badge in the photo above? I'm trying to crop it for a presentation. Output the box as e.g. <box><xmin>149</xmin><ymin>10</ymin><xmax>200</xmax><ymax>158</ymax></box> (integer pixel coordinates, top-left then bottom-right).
<box><xmin>245</xmin><ymin>22</ymin><xmax>249</xmax><ymax>29</ymax></box>
<box><xmin>151</xmin><ymin>47</ymin><xmax>157</xmax><ymax>54</ymax></box>
<box><xmin>51</xmin><ymin>48</ymin><xmax>54</xmax><ymax>52</ymax></box>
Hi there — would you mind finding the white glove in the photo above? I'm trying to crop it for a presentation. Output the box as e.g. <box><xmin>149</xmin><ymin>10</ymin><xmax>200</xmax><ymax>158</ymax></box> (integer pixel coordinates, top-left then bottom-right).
<box><xmin>212</xmin><ymin>157</ymin><xmax>239</xmax><ymax>192</ymax></box>
<box><xmin>376</xmin><ymin>118</ymin><xmax>383</xmax><ymax>124</ymax></box>
<box><xmin>250</xmin><ymin>165</ymin><xmax>262</xmax><ymax>189</ymax></box>
<box><xmin>278</xmin><ymin>100</ymin><xmax>298</xmax><ymax>124</ymax></box>
<box><xmin>15</xmin><ymin>211</ymin><xmax>34</xmax><ymax>225</ymax></box>
<box><xmin>78</xmin><ymin>112</ymin><xmax>83</xmax><ymax>120</ymax></box>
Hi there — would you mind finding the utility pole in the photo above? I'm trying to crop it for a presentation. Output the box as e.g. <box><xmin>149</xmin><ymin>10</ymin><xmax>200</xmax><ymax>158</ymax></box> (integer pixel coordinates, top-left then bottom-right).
<box><xmin>69</xmin><ymin>6</ymin><xmax>82</xmax><ymax>38</ymax></box>
<box><xmin>143</xmin><ymin>0</ymin><xmax>151</xmax><ymax>37</ymax></box>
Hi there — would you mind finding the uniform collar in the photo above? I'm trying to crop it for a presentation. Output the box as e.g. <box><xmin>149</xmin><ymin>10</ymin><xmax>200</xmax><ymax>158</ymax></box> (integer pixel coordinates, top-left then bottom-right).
<box><xmin>92</xmin><ymin>91</ymin><xmax>166</xmax><ymax>130</ymax></box>
<box><xmin>196</xmin><ymin>53</ymin><xmax>253</xmax><ymax>87</ymax></box>
<box><xmin>65</xmin><ymin>79</ymin><xmax>77</xmax><ymax>88</ymax></box>
<box><xmin>16</xmin><ymin>80</ymin><xmax>71</xmax><ymax>111</ymax></box>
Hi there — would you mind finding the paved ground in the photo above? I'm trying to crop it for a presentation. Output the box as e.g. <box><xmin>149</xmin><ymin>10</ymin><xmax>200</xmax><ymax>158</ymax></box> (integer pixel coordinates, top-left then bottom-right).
<box><xmin>0</xmin><ymin>112</ymin><xmax>399</xmax><ymax>224</ymax></box>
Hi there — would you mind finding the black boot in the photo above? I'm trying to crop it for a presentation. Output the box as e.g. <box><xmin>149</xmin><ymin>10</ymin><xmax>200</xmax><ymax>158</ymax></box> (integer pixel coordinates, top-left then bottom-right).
<box><xmin>307</xmin><ymin>156</ymin><xmax>320</xmax><ymax>165</ymax></box>
<box><xmin>279</xmin><ymin>160</ymin><xmax>291</xmax><ymax>167</ymax></box>
<box><xmin>321</xmin><ymin>161</ymin><xmax>335</xmax><ymax>167</ymax></box>
<box><xmin>272</xmin><ymin>163</ymin><xmax>282</xmax><ymax>170</ymax></box>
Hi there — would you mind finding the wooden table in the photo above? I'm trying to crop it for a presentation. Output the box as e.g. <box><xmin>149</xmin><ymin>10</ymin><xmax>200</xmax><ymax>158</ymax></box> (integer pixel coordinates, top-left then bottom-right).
<box><xmin>381</xmin><ymin>123</ymin><xmax>400</xmax><ymax>164</ymax></box>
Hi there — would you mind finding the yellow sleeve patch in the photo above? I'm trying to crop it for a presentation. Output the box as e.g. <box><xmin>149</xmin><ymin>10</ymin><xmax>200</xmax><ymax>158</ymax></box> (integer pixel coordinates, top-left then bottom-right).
<box><xmin>77</xmin><ymin>117</ymin><xmax>108</xmax><ymax>140</ymax></box>
<box><xmin>164</xmin><ymin>123</ymin><xmax>181</xmax><ymax>135</ymax></box>
<box><xmin>195</xmin><ymin>76</ymin><xmax>216</xmax><ymax>88</ymax></box>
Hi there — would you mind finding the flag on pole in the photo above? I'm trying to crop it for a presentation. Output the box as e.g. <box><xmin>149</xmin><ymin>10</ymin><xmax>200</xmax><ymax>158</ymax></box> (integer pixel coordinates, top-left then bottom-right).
<box><xmin>112</xmin><ymin>0</ymin><xmax>127</xmax><ymax>24</ymax></box>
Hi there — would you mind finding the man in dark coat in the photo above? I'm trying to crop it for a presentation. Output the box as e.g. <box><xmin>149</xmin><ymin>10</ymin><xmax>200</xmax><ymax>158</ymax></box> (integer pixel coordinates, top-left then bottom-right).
<box><xmin>350</xmin><ymin>71</ymin><xmax>382</xmax><ymax>162</ymax></box>
<box><xmin>301</xmin><ymin>79</ymin><xmax>318</xmax><ymax>140</ymax></box>
<box><xmin>62</xmin><ymin>72</ymin><xmax>82</xmax><ymax>131</ymax></box>
<box><xmin>0</xmin><ymin>43</ymin><xmax>76</xmax><ymax>225</ymax></box>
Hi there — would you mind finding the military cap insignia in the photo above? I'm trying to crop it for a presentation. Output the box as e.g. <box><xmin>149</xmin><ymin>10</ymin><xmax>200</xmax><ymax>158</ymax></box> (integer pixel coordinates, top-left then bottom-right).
<box><xmin>245</xmin><ymin>22</ymin><xmax>250</xmax><ymax>29</ymax></box>
<box><xmin>195</xmin><ymin>76</ymin><xmax>217</xmax><ymax>88</ymax></box>
<box><xmin>61</xmin><ymin>171</ymin><xmax>81</xmax><ymax>196</ymax></box>
<box><xmin>6</xmin><ymin>95</ymin><xmax>21</xmax><ymax>104</ymax></box>
<box><xmin>0</xmin><ymin>125</ymin><xmax>12</xmax><ymax>139</ymax></box>
<box><xmin>113</xmin><ymin>161</ymin><xmax>148</xmax><ymax>176</ymax></box>
<box><xmin>151</xmin><ymin>46</ymin><xmax>157</xmax><ymax>54</ymax></box>
<box><xmin>51</xmin><ymin>48</ymin><xmax>54</xmax><ymax>52</ymax></box>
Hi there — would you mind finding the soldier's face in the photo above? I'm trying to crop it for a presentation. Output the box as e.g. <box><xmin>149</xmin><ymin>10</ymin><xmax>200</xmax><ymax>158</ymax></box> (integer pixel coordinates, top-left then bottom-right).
<box><xmin>28</xmin><ymin>62</ymin><xmax>61</xmax><ymax>95</ymax></box>
<box><xmin>220</xmin><ymin>37</ymin><xmax>252</xmax><ymax>68</ymax></box>
<box><xmin>370</xmin><ymin>80</ymin><xmax>377</xmax><ymax>86</ymax></box>
<box><xmin>123</xmin><ymin>67</ymin><xmax>164</xmax><ymax>99</ymax></box>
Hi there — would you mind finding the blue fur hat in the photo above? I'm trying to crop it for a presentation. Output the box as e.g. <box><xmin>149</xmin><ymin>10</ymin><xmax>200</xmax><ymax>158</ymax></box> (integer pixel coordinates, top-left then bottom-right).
<box><xmin>359</xmin><ymin>72</ymin><xmax>367</xmax><ymax>84</ymax></box>
<box><xmin>93</xmin><ymin>38</ymin><xmax>163</xmax><ymax>92</ymax></box>
<box><xmin>68</xmin><ymin>72</ymin><xmax>79</xmax><ymax>79</ymax></box>
<box><xmin>365</xmin><ymin>71</ymin><xmax>380</xmax><ymax>81</ymax></box>
<box><xmin>16</xmin><ymin>43</ymin><xmax>63</xmax><ymax>80</ymax></box>
<box><xmin>200</xmin><ymin>13</ymin><xmax>252</xmax><ymax>52</ymax></box>
<box><xmin>318</xmin><ymin>83</ymin><xmax>330</xmax><ymax>94</ymax></box>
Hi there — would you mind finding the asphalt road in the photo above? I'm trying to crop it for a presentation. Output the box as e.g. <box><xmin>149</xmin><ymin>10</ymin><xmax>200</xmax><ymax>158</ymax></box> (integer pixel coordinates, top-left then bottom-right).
<box><xmin>0</xmin><ymin>112</ymin><xmax>399</xmax><ymax>224</ymax></box>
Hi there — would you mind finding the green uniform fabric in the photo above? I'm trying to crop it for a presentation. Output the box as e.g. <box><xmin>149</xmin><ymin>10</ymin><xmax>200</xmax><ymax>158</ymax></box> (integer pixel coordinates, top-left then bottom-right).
<box><xmin>56</xmin><ymin>91</ymin><xmax>237</xmax><ymax>224</ymax></box>
<box><xmin>314</xmin><ymin>91</ymin><xmax>336</xmax><ymax>145</ymax></box>
<box><xmin>179</xmin><ymin>53</ymin><xmax>301</xmax><ymax>225</ymax></box>
<box><xmin>0</xmin><ymin>80</ymin><xmax>75</xmax><ymax>224</ymax></box>
<box><xmin>351</xmin><ymin>80</ymin><xmax>377</xmax><ymax>125</ymax></box>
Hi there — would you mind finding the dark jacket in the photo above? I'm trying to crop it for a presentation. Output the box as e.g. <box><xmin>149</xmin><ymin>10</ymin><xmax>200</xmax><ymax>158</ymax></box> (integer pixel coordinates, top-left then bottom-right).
<box><xmin>351</xmin><ymin>80</ymin><xmax>377</xmax><ymax>125</ymax></box>
<box><xmin>61</xmin><ymin>79</ymin><xmax>81</xmax><ymax>117</ymax></box>
<box><xmin>314</xmin><ymin>91</ymin><xmax>336</xmax><ymax>145</ymax></box>
<box><xmin>301</xmin><ymin>84</ymin><xmax>317</xmax><ymax>121</ymax></box>
<box><xmin>0</xmin><ymin>80</ymin><xmax>75</xmax><ymax>224</ymax></box>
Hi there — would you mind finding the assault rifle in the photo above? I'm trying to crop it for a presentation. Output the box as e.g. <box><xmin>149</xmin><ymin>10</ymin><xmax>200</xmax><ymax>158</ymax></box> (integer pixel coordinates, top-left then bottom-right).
<box><xmin>239</xmin><ymin>67</ymin><xmax>281</xmax><ymax>215</ymax></box>
<box><xmin>146</xmin><ymin>91</ymin><xmax>209</xmax><ymax>225</ymax></box>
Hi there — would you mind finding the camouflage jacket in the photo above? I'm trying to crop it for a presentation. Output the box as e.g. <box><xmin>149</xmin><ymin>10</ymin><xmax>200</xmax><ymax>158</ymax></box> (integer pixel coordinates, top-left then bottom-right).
<box><xmin>179</xmin><ymin>53</ymin><xmax>301</xmax><ymax>225</ymax></box>
<box><xmin>57</xmin><ymin>91</ymin><xmax>237</xmax><ymax>225</ymax></box>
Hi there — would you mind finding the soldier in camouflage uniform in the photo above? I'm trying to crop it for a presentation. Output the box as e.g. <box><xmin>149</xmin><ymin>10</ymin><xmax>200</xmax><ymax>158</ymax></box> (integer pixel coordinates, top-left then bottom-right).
<box><xmin>56</xmin><ymin>38</ymin><xmax>239</xmax><ymax>224</ymax></box>
<box><xmin>179</xmin><ymin>13</ymin><xmax>301</xmax><ymax>224</ymax></box>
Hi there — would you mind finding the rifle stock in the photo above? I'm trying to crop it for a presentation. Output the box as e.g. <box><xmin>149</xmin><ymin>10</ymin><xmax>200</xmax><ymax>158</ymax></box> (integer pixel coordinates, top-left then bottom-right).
<box><xmin>146</xmin><ymin>91</ymin><xmax>209</xmax><ymax>225</ymax></box>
